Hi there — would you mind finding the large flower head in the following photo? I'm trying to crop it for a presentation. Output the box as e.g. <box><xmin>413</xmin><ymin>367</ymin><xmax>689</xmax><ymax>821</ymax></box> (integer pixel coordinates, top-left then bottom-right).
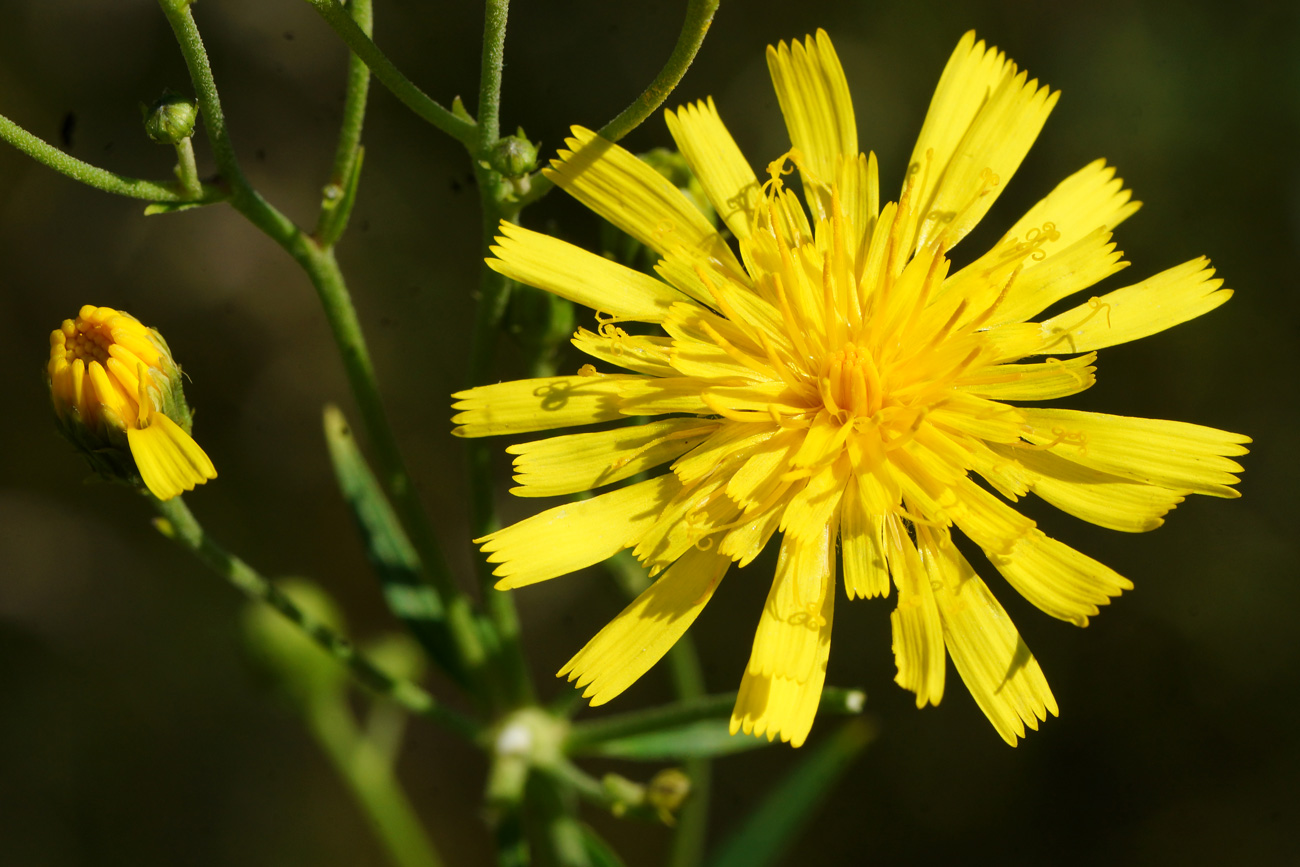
<box><xmin>453</xmin><ymin>31</ymin><xmax>1248</xmax><ymax>746</ymax></box>
<box><xmin>48</xmin><ymin>304</ymin><xmax>216</xmax><ymax>500</ymax></box>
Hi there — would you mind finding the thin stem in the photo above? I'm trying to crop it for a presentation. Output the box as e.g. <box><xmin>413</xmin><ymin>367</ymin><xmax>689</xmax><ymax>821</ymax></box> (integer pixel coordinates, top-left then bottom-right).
<box><xmin>173</xmin><ymin>137</ymin><xmax>203</xmax><ymax>198</ymax></box>
<box><xmin>328</xmin><ymin>0</ymin><xmax>374</xmax><ymax>184</ymax></box>
<box><xmin>313</xmin><ymin>0</ymin><xmax>373</xmax><ymax>246</ymax></box>
<box><xmin>151</xmin><ymin>495</ymin><xmax>480</xmax><ymax>741</ymax></box>
<box><xmin>305</xmin><ymin>0</ymin><xmax>476</xmax><ymax>147</ymax></box>
<box><xmin>512</xmin><ymin>0</ymin><xmax>721</xmax><ymax>209</ymax></box>
<box><xmin>0</xmin><ymin>113</ymin><xmax>218</xmax><ymax>202</ymax></box>
<box><xmin>598</xmin><ymin>0</ymin><xmax>719</xmax><ymax>142</ymax></box>
<box><xmin>477</xmin><ymin>0</ymin><xmax>509</xmax><ymax>155</ymax></box>
<box><xmin>157</xmin><ymin>0</ymin><xmax>492</xmax><ymax>698</ymax></box>
<box><xmin>308</xmin><ymin>697</ymin><xmax>447</xmax><ymax>867</ymax></box>
<box><xmin>465</xmin><ymin>0</ymin><xmax>533</xmax><ymax>712</ymax></box>
<box><xmin>565</xmin><ymin>688</ymin><xmax>867</xmax><ymax>755</ymax></box>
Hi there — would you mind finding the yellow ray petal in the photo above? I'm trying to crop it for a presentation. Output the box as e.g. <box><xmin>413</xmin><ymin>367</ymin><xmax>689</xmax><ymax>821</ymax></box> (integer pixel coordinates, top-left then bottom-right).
<box><xmin>781</xmin><ymin>455</ymin><xmax>850</xmax><ymax>541</ymax></box>
<box><xmin>955</xmin><ymin>353</ymin><xmax>1096</xmax><ymax>401</ymax></box>
<box><xmin>942</xmin><ymin>474</ymin><xmax>1037</xmax><ymax>556</ymax></box>
<box><xmin>906</xmin><ymin>32</ymin><xmax>1058</xmax><ymax>255</ymax></box>
<box><xmin>767</xmin><ymin>29</ymin><xmax>858</xmax><ymax>222</ymax></box>
<box><xmin>633</xmin><ymin>476</ymin><xmax>738</xmax><ymax>573</ymax></box>
<box><xmin>718</xmin><ymin>507</ymin><xmax>783</xmax><ymax>567</ymax></box>
<box><xmin>839</xmin><ymin>473</ymin><xmax>890</xmax><ymax>600</ymax></box>
<box><xmin>1019</xmin><ymin>408</ymin><xmax>1250</xmax><ymax>498</ymax></box>
<box><xmin>507</xmin><ymin>418</ymin><xmax>717</xmax><ymax>498</ymax></box>
<box><xmin>988</xmin><ymin>529</ymin><xmax>1133</xmax><ymax>627</ymax></box>
<box><xmin>560</xmin><ymin>546</ymin><xmax>730</xmax><ymax>705</ymax></box>
<box><xmin>1003</xmin><ymin>159</ymin><xmax>1141</xmax><ymax>253</ymax></box>
<box><xmin>665</xmin><ymin>98</ymin><xmax>762</xmax><ymax>240</ymax></box>
<box><xmin>544</xmin><ymin>126</ymin><xmax>742</xmax><ymax>274</ymax></box>
<box><xmin>990</xmin><ymin>228</ymin><xmax>1130</xmax><ymax>327</ymax></box>
<box><xmin>451</xmin><ymin>373</ymin><xmax>640</xmax><ymax>437</ymax></box>
<box><xmin>835</xmin><ymin>151</ymin><xmax>880</xmax><ymax>256</ymax></box>
<box><xmin>731</xmin><ymin>524</ymin><xmax>836</xmax><ymax>747</ymax></box>
<box><xmin>993</xmin><ymin>443</ymin><xmax>1186</xmax><ymax>532</ymax></box>
<box><xmin>127</xmin><ymin>413</ymin><xmax>217</xmax><ymax>501</ymax></box>
<box><xmin>743</xmin><ymin>524</ymin><xmax>835</xmax><ymax>682</ymax></box>
<box><xmin>615</xmin><ymin>377</ymin><xmax>714</xmax><ymax>416</ymax></box>
<box><xmin>730</xmin><ymin>658</ymin><xmax>828</xmax><ymax>749</ymax></box>
<box><xmin>1037</xmin><ymin>258</ymin><xmax>1232</xmax><ymax>352</ymax></box>
<box><xmin>86</xmin><ymin>359</ymin><xmax>133</xmax><ymax>427</ymax></box>
<box><xmin>920</xmin><ymin>528</ymin><xmax>1057</xmax><ymax>745</ymax></box>
<box><xmin>672</xmin><ymin>421</ymin><xmax>779</xmax><ymax>485</ymax></box>
<box><xmin>571</xmin><ymin>329</ymin><xmax>677</xmax><ymax>377</ymax></box>
<box><xmin>480</xmin><ymin>475</ymin><xmax>678</xmax><ymax>590</ymax></box>
<box><xmin>488</xmin><ymin>222</ymin><xmax>699</xmax><ymax>322</ymax></box>
<box><xmin>890</xmin><ymin>525</ymin><xmax>945</xmax><ymax>707</ymax></box>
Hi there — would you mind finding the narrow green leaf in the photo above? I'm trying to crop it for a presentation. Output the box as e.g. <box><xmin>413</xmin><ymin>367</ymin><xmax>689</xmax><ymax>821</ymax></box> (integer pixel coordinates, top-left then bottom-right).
<box><xmin>579</xmin><ymin>824</ymin><xmax>628</xmax><ymax>867</ymax></box>
<box><xmin>323</xmin><ymin>404</ymin><xmax>464</xmax><ymax>684</ymax></box>
<box><xmin>706</xmin><ymin>719</ymin><xmax>877</xmax><ymax>867</ymax></box>
<box><xmin>144</xmin><ymin>200</ymin><xmax>204</xmax><ymax>215</ymax></box>
<box><xmin>581</xmin><ymin>718</ymin><xmax>771</xmax><ymax>761</ymax></box>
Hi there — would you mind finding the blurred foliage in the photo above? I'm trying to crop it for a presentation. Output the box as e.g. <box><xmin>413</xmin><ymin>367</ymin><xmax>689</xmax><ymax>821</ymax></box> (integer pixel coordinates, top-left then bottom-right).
<box><xmin>0</xmin><ymin>1</ymin><xmax>1295</xmax><ymax>865</ymax></box>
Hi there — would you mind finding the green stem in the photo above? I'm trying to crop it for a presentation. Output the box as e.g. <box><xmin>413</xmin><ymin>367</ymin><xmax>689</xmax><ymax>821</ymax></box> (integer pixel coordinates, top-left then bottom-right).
<box><xmin>329</xmin><ymin>0</ymin><xmax>373</xmax><ymax>183</ymax></box>
<box><xmin>157</xmin><ymin>0</ymin><xmax>492</xmax><ymax>698</ymax></box>
<box><xmin>151</xmin><ymin>495</ymin><xmax>479</xmax><ymax>741</ymax></box>
<box><xmin>313</xmin><ymin>0</ymin><xmax>373</xmax><ymax>245</ymax></box>
<box><xmin>512</xmin><ymin>0</ymin><xmax>721</xmax><ymax>210</ymax></box>
<box><xmin>0</xmin><ymin>112</ymin><xmax>219</xmax><ymax>202</ymax></box>
<box><xmin>466</xmin><ymin>0</ymin><xmax>533</xmax><ymax>712</ymax></box>
<box><xmin>173</xmin><ymin>137</ymin><xmax>203</xmax><ymax>198</ymax></box>
<box><xmin>476</xmin><ymin>0</ymin><xmax>509</xmax><ymax>156</ymax></box>
<box><xmin>305</xmin><ymin>0</ymin><xmax>476</xmax><ymax>147</ymax></box>
<box><xmin>565</xmin><ymin>688</ymin><xmax>867</xmax><ymax>755</ymax></box>
<box><xmin>308</xmin><ymin>697</ymin><xmax>446</xmax><ymax>867</ymax></box>
<box><xmin>598</xmin><ymin>0</ymin><xmax>719</xmax><ymax>142</ymax></box>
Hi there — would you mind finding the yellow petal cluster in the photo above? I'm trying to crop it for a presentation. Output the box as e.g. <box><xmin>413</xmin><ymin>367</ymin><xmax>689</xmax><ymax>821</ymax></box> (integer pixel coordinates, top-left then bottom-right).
<box><xmin>48</xmin><ymin>304</ymin><xmax>216</xmax><ymax>500</ymax></box>
<box><xmin>453</xmin><ymin>31</ymin><xmax>1248</xmax><ymax>746</ymax></box>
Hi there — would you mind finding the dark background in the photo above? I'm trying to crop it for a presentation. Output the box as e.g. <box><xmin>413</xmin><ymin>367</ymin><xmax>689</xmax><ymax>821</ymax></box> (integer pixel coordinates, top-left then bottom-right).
<box><xmin>0</xmin><ymin>1</ymin><xmax>1294</xmax><ymax>864</ymax></box>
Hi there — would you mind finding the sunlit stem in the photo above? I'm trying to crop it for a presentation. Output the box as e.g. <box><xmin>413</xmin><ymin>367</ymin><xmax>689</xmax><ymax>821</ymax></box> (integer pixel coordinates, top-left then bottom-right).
<box><xmin>304</xmin><ymin>0</ymin><xmax>476</xmax><ymax>147</ymax></box>
<box><xmin>0</xmin><ymin>112</ymin><xmax>220</xmax><ymax>203</ymax></box>
<box><xmin>513</xmin><ymin>0</ymin><xmax>721</xmax><ymax>209</ymax></box>
<box><xmin>155</xmin><ymin>0</ymin><xmax>492</xmax><ymax>699</ymax></box>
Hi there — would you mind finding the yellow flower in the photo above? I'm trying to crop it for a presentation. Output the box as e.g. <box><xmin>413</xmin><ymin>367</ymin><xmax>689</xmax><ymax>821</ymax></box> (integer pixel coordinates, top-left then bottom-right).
<box><xmin>453</xmin><ymin>31</ymin><xmax>1248</xmax><ymax>746</ymax></box>
<box><xmin>48</xmin><ymin>304</ymin><xmax>216</xmax><ymax>500</ymax></box>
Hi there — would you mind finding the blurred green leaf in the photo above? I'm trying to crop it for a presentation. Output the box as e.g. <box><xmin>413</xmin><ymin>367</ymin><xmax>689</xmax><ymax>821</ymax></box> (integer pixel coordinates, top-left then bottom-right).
<box><xmin>580</xmin><ymin>718</ymin><xmax>772</xmax><ymax>761</ymax></box>
<box><xmin>323</xmin><ymin>404</ymin><xmax>465</xmax><ymax>684</ymax></box>
<box><xmin>706</xmin><ymin>719</ymin><xmax>876</xmax><ymax>867</ymax></box>
<box><xmin>579</xmin><ymin>824</ymin><xmax>627</xmax><ymax>867</ymax></box>
<box><xmin>241</xmin><ymin>577</ymin><xmax>348</xmax><ymax>706</ymax></box>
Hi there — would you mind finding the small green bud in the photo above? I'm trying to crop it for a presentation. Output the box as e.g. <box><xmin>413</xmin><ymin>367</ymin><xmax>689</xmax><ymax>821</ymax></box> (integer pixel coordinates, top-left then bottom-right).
<box><xmin>488</xmin><ymin>128</ymin><xmax>539</xmax><ymax>178</ymax></box>
<box><xmin>142</xmin><ymin>91</ymin><xmax>199</xmax><ymax>145</ymax></box>
<box><xmin>646</xmin><ymin>768</ymin><xmax>691</xmax><ymax>825</ymax></box>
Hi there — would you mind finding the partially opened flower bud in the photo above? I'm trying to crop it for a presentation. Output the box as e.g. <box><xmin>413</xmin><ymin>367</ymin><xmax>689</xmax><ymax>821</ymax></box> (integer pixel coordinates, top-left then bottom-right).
<box><xmin>47</xmin><ymin>305</ymin><xmax>216</xmax><ymax>500</ymax></box>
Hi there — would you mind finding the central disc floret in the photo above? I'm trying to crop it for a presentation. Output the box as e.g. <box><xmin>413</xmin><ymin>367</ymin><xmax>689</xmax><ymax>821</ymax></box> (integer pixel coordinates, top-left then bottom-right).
<box><xmin>819</xmin><ymin>342</ymin><xmax>881</xmax><ymax>420</ymax></box>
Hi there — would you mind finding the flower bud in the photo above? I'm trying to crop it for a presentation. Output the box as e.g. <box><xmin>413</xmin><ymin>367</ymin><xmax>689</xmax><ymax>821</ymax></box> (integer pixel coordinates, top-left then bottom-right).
<box><xmin>142</xmin><ymin>91</ymin><xmax>199</xmax><ymax>145</ymax></box>
<box><xmin>646</xmin><ymin>768</ymin><xmax>691</xmax><ymax>825</ymax></box>
<box><xmin>488</xmin><ymin>128</ymin><xmax>539</xmax><ymax>178</ymax></box>
<box><xmin>47</xmin><ymin>305</ymin><xmax>216</xmax><ymax>500</ymax></box>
